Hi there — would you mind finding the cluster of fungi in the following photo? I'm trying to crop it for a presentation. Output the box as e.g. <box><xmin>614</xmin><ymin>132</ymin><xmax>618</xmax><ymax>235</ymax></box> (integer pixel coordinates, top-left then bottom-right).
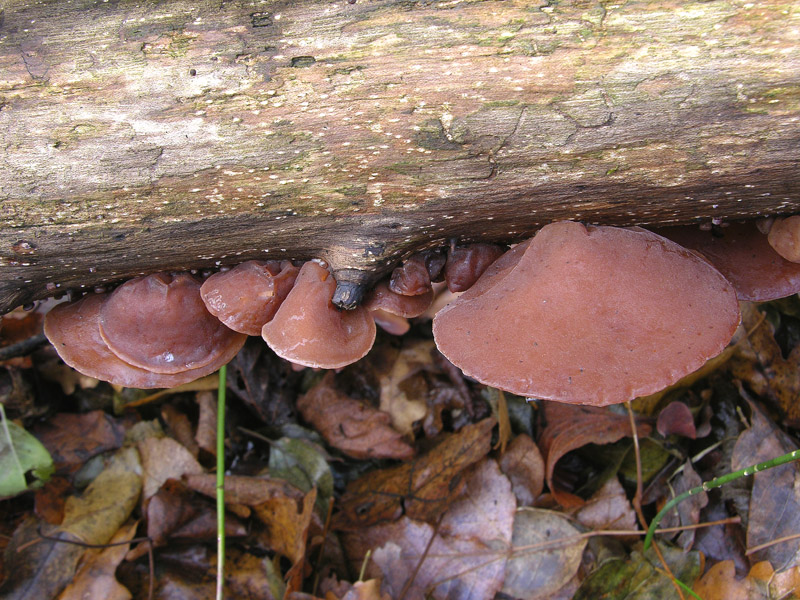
<box><xmin>43</xmin><ymin>217</ymin><xmax>800</xmax><ymax>406</ymax></box>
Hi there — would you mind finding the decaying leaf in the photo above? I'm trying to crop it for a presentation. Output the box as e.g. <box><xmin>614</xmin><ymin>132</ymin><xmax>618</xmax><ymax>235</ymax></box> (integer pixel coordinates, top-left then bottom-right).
<box><xmin>574</xmin><ymin>543</ymin><xmax>703</xmax><ymax>600</ymax></box>
<box><xmin>334</xmin><ymin>418</ymin><xmax>495</xmax><ymax>530</ymax></box>
<box><xmin>732</xmin><ymin>303</ymin><xmax>800</xmax><ymax>426</ymax></box>
<box><xmin>658</xmin><ymin>461</ymin><xmax>707</xmax><ymax>551</ymax></box>
<box><xmin>378</xmin><ymin>339</ymin><xmax>436</xmax><ymax>435</ymax></box>
<box><xmin>656</xmin><ymin>400</ymin><xmax>698</xmax><ymax>439</ymax></box>
<box><xmin>345</xmin><ymin>459</ymin><xmax>515</xmax><ymax>600</ymax></box>
<box><xmin>194</xmin><ymin>391</ymin><xmax>218</xmax><ymax>457</ymax></box>
<box><xmin>32</xmin><ymin>410</ymin><xmax>124</xmax><ymax>474</ymax></box>
<box><xmin>731</xmin><ymin>401</ymin><xmax>800</xmax><ymax>572</ymax></box>
<box><xmin>1</xmin><ymin>446</ymin><xmax>141</xmax><ymax>600</ymax></box>
<box><xmin>498</xmin><ymin>433</ymin><xmax>544</xmax><ymax>507</ymax></box>
<box><xmin>574</xmin><ymin>476</ymin><xmax>637</xmax><ymax>534</ymax></box>
<box><xmin>57</xmin><ymin>520</ymin><xmax>138</xmax><ymax>600</ymax></box>
<box><xmin>538</xmin><ymin>402</ymin><xmax>651</xmax><ymax>508</ymax></box>
<box><xmin>502</xmin><ymin>508</ymin><xmax>587</xmax><ymax>600</ymax></box>
<box><xmin>137</xmin><ymin>436</ymin><xmax>204</xmax><ymax>501</ymax></box>
<box><xmin>297</xmin><ymin>372</ymin><xmax>414</xmax><ymax>460</ymax></box>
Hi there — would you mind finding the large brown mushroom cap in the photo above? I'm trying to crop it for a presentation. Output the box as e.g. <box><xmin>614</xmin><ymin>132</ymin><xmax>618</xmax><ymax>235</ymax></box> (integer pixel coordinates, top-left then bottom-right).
<box><xmin>433</xmin><ymin>221</ymin><xmax>740</xmax><ymax>406</ymax></box>
<box><xmin>200</xmin><ymin>260</ymin><xmax>299</xmax><ymax>335</ymax></box>
<box><xmin>44</xmin><ymin>293</ymin><xmax>244</xmax><ymax>389</ymax></box>
<box><xmin>261</xmin><ymin>261</ymin><xmax>376</xmax><ymax>369</ymax></box>
<box><xmin>656</xmin><ymin>221</ymin><xmax>800</xmax><ymax>301</ymax></box>
<box><xmin>99</xmin><ymin>273</ymin><xmax>246</xmax><ymax>374</ymax></box>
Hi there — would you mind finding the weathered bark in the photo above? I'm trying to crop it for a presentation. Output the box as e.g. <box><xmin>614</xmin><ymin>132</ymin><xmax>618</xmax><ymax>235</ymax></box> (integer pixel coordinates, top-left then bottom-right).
<box><xmin>1</xmin><ymin>0</ymin><xmax>799</xmax><ymax>313</ymax></box>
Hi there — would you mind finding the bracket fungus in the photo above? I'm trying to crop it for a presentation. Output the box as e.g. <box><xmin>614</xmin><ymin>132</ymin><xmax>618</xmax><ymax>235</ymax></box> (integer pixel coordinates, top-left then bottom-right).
<box><xmin>432</xmin><ymin>221</ymin><xmax>741</xmax><ymax>406</ymax></box>
<box><xmin>261</xmin><ymin>261</ymin><xmax>376</xmax><ymax>369</ymax></box>
<box><xmin>362</xmin><ymin>280</ymin><xmax>434</xmax><ymax>336</ymax></box>
<box><xmin>44</xmin><ymin>286</ymin><xmax>246</xmax><ymax>389</ymax></box>
<box><xmin>389</xmin><ymin>250</ymin><xmax>446</xmax><ymax>296</ymax></box>
<box><xmin>655</xmin><ymin>221</ymin><xmax>800</xmax><ymax>301</ymax></box>
<box><xmin>98</xmin><ymin>273</ymin><xmax>246</xmax><ymax>374</ymax></box>
<box><xmin>444</xmin><ymin>243</ymin><xmax>506</xmax><ymax>292</ymax></box>
<box><xmin>200</xmin><ymin>260</ymin><xmax>299</xmax><ymax>335</ymax></box>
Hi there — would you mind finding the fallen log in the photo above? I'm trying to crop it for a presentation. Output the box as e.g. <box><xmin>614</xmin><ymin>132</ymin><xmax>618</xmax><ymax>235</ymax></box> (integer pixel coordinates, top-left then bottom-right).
<box><xmin>1</xmin><ymin>0</ymin><xmax>799</xmax><ymax>314</ymax></box>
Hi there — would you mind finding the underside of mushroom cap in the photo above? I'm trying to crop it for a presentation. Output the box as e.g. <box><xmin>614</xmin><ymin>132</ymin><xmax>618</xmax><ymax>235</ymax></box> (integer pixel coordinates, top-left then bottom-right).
<box><xmin>433</xmin><ymin>221</ymin><xmax>741</xmax><ymax>406</ymax></box>
<box><xmin>200</xmin><ymin>260</ymin><xmax>299</xmax><ymax>335</ymax></box>
<box><xmin>261</xmin><ymin>261</ymin><xmax>376</xmax><ymax>369</ymax></box>
<box><xmin>655</xmin><ymin>221</ymin><xmax>800</xmax><ymax>301</ymax></box>
<box><xmin>362</xmin><ymin>280</ymin><xmax>433</xmax><ymax>318</ymax></box>
<box><xmin>44</xmin><ymin>293</ymin><xmax>245</xmax><ymax>388</ymax></box>
<box><xmin>445</xmin><ymin>243</ymin><xmax>506</xmax><ymax>292</ymax></box>
<box><xmin>99</xmin><ymin>272</ymin><xmax>247</xmax><ymax>374</ymax></box>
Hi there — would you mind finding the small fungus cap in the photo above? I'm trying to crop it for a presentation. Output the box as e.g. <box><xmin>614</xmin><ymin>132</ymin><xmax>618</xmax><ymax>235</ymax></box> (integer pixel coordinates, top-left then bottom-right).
<box><xmin>99</xmin><ymin>272</ymin><xmax>246</xmax><ymax>374</ymax></box>
<box><xmin>767</xmin><ymin>216</ymin><xmax>800</xmax><ymax>263</ymax></box>
<box><xmin>44</xmin><ymin>293</ymin><xmax>245</xmax><ymax>388</ymax></box>
<box><xmin>200</xmin><ymin>260</ymin><xmax>299</xmax><ymax>335</ymax></box>
<box><xmin>656</xmin><ymin>222</ymin><xmax>800</xmax><ymax>301</ymax></box>
<box><xmin>433</xmin><ymin>221</ymin><xmax>740</xmax><ymax>406</ymax></box>
<box><xmin>444</xmin><ymin>243</ymin><xmax>506</xmax><ymax>292</ymax></box>
<box><xmin>389</xmin><ymin>252</ymin><xmax>436</xmax><ymax>296</ymax></box>
<box><xmin>261</xmin><ymin>261</ymin><xmax>376</xmax><ymax>369</ymax></box>
<box><xmin>362</xmin><ymin>280</ymin><xmax>433</xmax><ymax>318</ymax></box>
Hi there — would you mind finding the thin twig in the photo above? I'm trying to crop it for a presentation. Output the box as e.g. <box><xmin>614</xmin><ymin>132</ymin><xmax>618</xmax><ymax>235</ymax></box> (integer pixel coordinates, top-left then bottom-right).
<box><xmin>0</xmin><ymin>333</ymin><xmax>48</xmax><ymax>361</ymax></box>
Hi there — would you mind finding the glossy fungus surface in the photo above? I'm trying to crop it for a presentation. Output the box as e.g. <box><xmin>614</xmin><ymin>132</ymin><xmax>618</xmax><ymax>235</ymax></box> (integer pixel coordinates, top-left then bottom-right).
<box><xmin>363</xmin><ymin>280</ymin><xmax>433</xmax><ymax>318</ymax></box>
<box><xmin>99</xmin><ymin>273</ymin><xmax>246</xmax><ymax>374</ymax></box>
<box><xmin>767</xmin><ymin>216</ymin><xmax>800</xmax><ymax>263</ymax></box>
<box><xmin>444</xmin><ymin>243</ymin><xmax>506</xmax><ymax>292</ymax></box>
<box><xmin>656</xmin><ymin>222</ymin><xmax>800</xmax><ymax>301</ymax></box>
<box><xmin>44</xmin><ymin>293</ymin><xmax>244</xmax><ymax>388</ymax></box>
<box><xmin>389</xmin><ymin>251</ymin><xmax>444</xmax><ymax>296</ymax></box>
<box><xmin>200</xmin><ymin>260</ymin><xmax>299</xmax><ymax>335</ymax></box>
<box><xmin>433</xmin><ymin>221</ymin><xmax>740</xmax><ymax>406</ymax></box>
<box><xmin>261</xmin><ymin>261</ymin><xmax>376</xmax><ymax>369</ymax></box>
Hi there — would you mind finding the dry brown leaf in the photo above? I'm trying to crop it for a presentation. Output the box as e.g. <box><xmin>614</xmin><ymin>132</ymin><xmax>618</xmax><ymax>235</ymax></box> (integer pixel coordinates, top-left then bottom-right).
<box><xmin>185</xmin><ymin>473</ymin><xmax>304</xmax><ymax>507</ymax></box>
<box><xmin>749</xmin><ymin>561</ymin><xmax>800</xmax><ymax>598</ymax></box>
<box><xmin>161</xmin><ymin>403</ymin><xmax>199</xmax><ymax>458</ymax></box>
<box><xmin>538</xmin><ymin>402</ymin><xmax>651</xmax><ymax>508</ymax></box>
<box><xmin>658</xmin><ymin>461</ymin><xmax>707</xmax><ymax>550</ymax></box>
<box><xmin>57</xmin><ymin>520</ymin><xmax>138</xmax><ymax>600</ymax></box>
<box><xmin>346</xmin><ymin>459</ymin><xmax>515</xmax><ymax>600</ymax></box>
<box><xmin>33</xmin><ymin>410</ymin><xmax>125</xmax><ymax>474</ymax></box>
<box><xmin>499</xmin><ymin>433</ymin><xmax>544</xmax><ymax>507</ymax></box>
<box><xmin>502</xmin><ymin>508</ymin><xmax>587</xmax><ymax>600</ymax></box>
<box><xmin>378</xmin><ymin>339</ymin><xmax>435</xmax><ymax>435</ymax></box>
<box><xmin>693</xmin><ymin>560</ymin><xmax>764</xmax><ymax>600</ymax></box>
<box><xmin>138</xmin><ymin>436</ymin><xmax>204</xmax><ymax>501</ymax></box>
<box><xmin>253</xmin><ymin>487</ymin><xmax>317</xmax><ymax>565</ymax></box>
<box><xmin>574</xmin><ymin>476</ymin><xmax>637</xmax><ymax>534</ymax></box>
<box><xmin>733</xmin><ymin>303</ymin><xmax>800</xmax><ymax>426</ymax></box>
<box><xmin>297</xmin><ymin>372</ymin><xmax>414</xmax><ymax>460</ymax></box>
<box><xmin>731</xmin><ymin>401</ymin><xmax>800</xmax><ymax>572</ymax></box>
<box><xmin>194</xmin><ymin>391</ymin><xmax>218</xmax><ymax>456</ymax></box>
<box><xmin>338</xmin><ymin>579</ymin><xmax>391</xmax><ymax>600</ymax></box>
<box><xmin>334</xmin><ymin>418</ymin><xmax>495</xmax><ymax>530</ymax></box>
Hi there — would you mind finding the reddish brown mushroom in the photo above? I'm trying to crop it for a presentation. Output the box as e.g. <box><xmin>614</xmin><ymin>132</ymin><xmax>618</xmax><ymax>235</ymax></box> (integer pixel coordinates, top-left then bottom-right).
<box><xmin>444</xmin><ymin>243</ymin><xmax>506</xmax><ymax>292</ymax></box>
<box><xmin>99</xmin><ymin>272</ymin><xmax>247</xmax><ymax>374</ymax></box>
<box><xmin>389</xmin><ymin>250</ymin><xmax>446</xmax><ymax>296</ymax></box>
<box><xmin>655</xmin><ymin>221</ymin><xmax>800</xmax><ymax>301</ymax></box>
<box><xmin>767</xmin><ymin>216</ymin><xmax>800</xmax><ymax>263</ymax></box>
<box><xmin>433</xmin><ymin>221</ymin><xmax>740</xmax><ymax>406</ymax></box>
<box><xmin>261</xmin><ymin>261</ymin><xmax>376</xmax><ymax>369</ymax></box>
<box><xmin>200</xmin><ymin>260</ymin><xmax>299</xmax><ymax>335</ymax></box>
<box><xmin>43</xmin><ymin>293</ymin><xmax>244</xmax><ymax>388</ymax></box>
<box><xmin>362</xmin><ymin>279</ymin><xmax>434</xmax><ymax>336</ymax></box>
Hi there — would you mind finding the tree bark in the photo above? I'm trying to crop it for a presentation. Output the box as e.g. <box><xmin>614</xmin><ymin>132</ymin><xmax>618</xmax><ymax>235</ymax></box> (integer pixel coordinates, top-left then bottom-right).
<box><xmin>1</xmin><ymin>0</ymin><xmax>799</xmax><ymax>313</ymax></box>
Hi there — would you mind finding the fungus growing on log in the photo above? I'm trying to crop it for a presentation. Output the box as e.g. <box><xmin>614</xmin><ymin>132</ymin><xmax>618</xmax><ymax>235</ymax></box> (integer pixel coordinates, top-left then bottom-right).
<box><xmin>99</xmin><ymin>273</ymin><xmax>246</xmax><ymax>374</ymax></box>
<box><xmin>444</xmin><ymin>243</ymin><xmax>506</xmax><ymax>292</ymax></box>
<box><xmin>655</xmin><ymin>221</ymin><xmax>800</xmax><ymax>301</ymax></box>
<box><xmin>261</xmin><ymin>261</ymin><xmax>376</xmax><ymax>369</ymax></box>
<box><xmin>362</xmin><ymin>280</ymin><xmax>434</xmax><ymax>336</ymax></box>
<box><xmin>389</xmin><ymin>250</ymin><xmax>446</xmax><ymax>296</ymax></box>
<box><xmin>200</xmin><ymin>260</ymin><xmax>299</xmax><ymax>335</ymax></box>
<box><xmin>43</xmin><ymin>292</ymin><xmax>245</xmax><ymax>388</ymax></box>
<box><xmin>432</xmin><ymin>221</ymin><xmax>741</xmax><ymax>406</ymax></box>
<box><xmin>766</xmin><ymin>216</ymin><xmax>800</xmax><ymax>263</ymax></box>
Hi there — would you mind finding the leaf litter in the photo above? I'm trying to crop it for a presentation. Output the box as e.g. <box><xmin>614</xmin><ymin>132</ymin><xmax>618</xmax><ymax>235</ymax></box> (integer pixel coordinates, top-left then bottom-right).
<box><xmin>1</xmin><ymin>304</ymin><xmax>800</xmax><ymax>599</ymax></box>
